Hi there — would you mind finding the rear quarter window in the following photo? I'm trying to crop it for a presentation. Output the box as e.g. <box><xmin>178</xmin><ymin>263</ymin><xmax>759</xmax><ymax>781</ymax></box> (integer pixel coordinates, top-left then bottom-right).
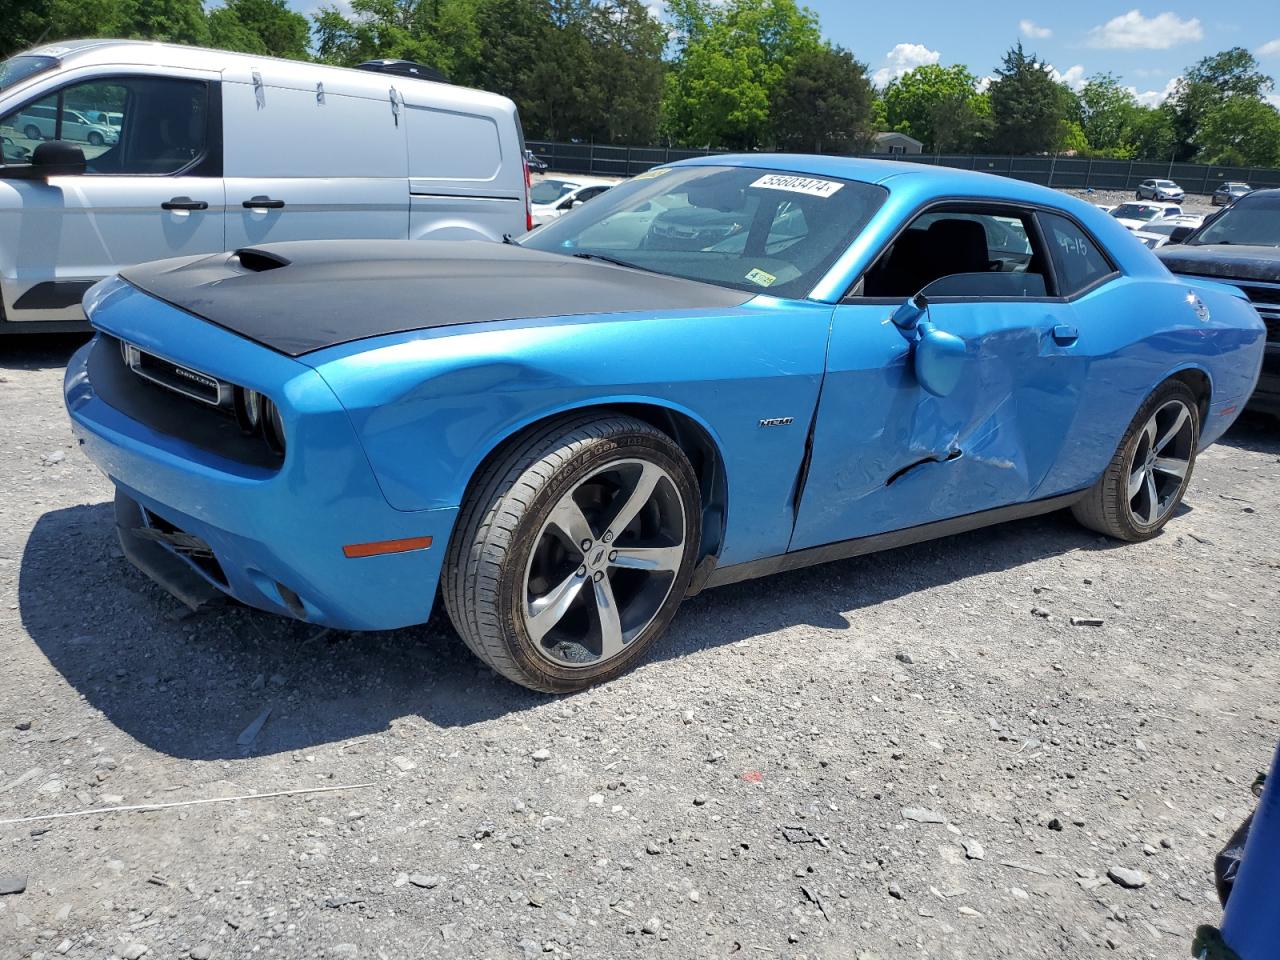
<box><xmin>1039</xmin><ymin>212</ymin><xmax>1117</xmax><ymax>298</ymax></box>
<box><xmin>406</xmin><ymin>107</ymin><xmax>502</xmax><ymax>183</ymax></box>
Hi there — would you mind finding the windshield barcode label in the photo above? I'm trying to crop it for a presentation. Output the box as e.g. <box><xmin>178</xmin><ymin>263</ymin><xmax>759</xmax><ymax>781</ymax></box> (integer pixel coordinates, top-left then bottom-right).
<box><xmin>750</xmin><ymin>174</ymin><xmax>843</xmax><ymax>198</ymax></box>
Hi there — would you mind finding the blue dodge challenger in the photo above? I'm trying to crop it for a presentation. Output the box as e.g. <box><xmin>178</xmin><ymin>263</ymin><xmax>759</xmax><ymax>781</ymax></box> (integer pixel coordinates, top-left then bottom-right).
<box><xmin>64</xmin><ymin>156</ymin><xmax>1265</xmax><ymax>692</ymax></box>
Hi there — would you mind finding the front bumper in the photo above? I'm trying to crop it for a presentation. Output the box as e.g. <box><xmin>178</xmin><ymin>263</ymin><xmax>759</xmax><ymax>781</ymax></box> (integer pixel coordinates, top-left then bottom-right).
<box><xmin>65</xmin><ymin>327</ymin><xmax>457</xmax><ymax>631</ymax></box>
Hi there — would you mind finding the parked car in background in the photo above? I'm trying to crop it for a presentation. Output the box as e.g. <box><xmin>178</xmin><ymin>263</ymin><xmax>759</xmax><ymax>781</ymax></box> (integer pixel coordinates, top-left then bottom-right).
<box><xmin>1157</xmin><ymin>188</ymin><xmax>1280</xmax><ymax>417</ymax></box>
<box><xmin>1212</xmin><ymin>181</ymin><xmax>1252</xmax><ymax>206</ymax></box>
<box><xmin>0</xmin><ymin>134</ymin><xmax>29</xmax><ymax>162</ymax></box>
<box><xmin>1110</xmin><ymin>201</ymin><xmax>1182</xmax><ymax>231</ymax></box>
<box><xmin>525</xmin><ymin>148</ymin><xmax>547</xmax><ymax>173</ymax></box>
<box><xmin>529</xmin><ymin>176</ymin><xmax>612</xmax><ymax>226</ymax></box>
<box><xmin>1133</xmin><ymin>213</ymin><xmax>1205</xmax><ymax>250</ymax></box>
<box><xmin>1136</xmin><ymin>178</ymin><xmax>1185</xmax><ymax>202</ymax></box>
<box><xmin>13</xmin><ymin>101</ymin><xmax>118</xmax><ymax>145</ymax></box>
<box><xmin>65</xmin><ymin>156</ymin><xmax>1263</xmax><ymax>692</ymax></box>
<box><xmin>0</xmin><ymin>39</ymin><xmax>530</xmax><ymax>332</ymax></box>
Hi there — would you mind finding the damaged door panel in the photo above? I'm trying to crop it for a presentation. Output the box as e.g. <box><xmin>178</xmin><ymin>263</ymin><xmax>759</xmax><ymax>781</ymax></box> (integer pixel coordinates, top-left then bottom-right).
<box><xmin>789</xmin><ymin>296</ymin><xmax>1087</xmax><ymax>550</ymax></box>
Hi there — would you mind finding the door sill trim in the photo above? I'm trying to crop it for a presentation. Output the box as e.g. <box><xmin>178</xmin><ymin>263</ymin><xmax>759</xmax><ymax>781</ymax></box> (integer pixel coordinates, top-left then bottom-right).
<box><xmin>701</xmin><ymin>490</ymin><xmax>1087</xmax><ymax>590</ymax></box>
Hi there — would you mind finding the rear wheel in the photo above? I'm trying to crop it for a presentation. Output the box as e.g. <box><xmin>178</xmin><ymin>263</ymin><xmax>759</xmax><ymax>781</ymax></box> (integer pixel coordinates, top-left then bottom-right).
<box><xmin>1071</xmin><ymin>380</ymin><xmax>1200</xmax><ymax>541</ymax></box>
<box><xmin>444</xmin><ymin>413</ymin><xmax>700</xmax><ymax>693</ymax></box>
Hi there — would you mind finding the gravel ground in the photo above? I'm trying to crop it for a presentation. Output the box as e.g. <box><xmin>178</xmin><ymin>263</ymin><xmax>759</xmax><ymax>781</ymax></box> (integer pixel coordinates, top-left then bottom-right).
<box><xmin>1</xmin><ymin>335</ymin><xmax>1278</xmax><ymax>960</ymax></box>
<box><xmin>1061</xmin><ymin>188</ymin><xmax>1216</xmax><ymax>217</ymax></box>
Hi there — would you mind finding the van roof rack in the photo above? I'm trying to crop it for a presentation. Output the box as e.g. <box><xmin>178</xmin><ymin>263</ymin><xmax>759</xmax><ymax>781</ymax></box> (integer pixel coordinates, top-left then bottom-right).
<box><xmin>354</xmin><ymin>60</ymin><xmax>449</xmax><ymax>84</ymax></box>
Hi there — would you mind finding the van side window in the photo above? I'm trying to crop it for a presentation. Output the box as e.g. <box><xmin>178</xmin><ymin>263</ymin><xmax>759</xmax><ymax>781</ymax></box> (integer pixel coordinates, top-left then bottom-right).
<box><xmin>0</xmin><ymin>77</ymin><xmax>208</xmax><ymax>175</ymax></box>
<box><xmin>1038</xmin><ymin>212</ymin><xmax>1117</xmax><ymax>297</ymax></box>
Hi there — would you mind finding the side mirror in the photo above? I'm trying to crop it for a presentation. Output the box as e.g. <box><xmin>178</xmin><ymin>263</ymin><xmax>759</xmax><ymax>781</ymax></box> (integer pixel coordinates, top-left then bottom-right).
<box><xmin>890</xmin><ymin>292</ymin><xmax>928</xmax><ymax>332</ymax></box>
<box><xmin>1166</xmin><ymin>225</ymin><xmax>1195</xmax><ymax>245</ymax></box>
<box><xmin>914</xmin><ymin>320</ymin><xmax>967</xmax><ymax>397</ymax></box>
<box><xmin>7</xmin><ymin>141</ymin><xmax>88</xmax><ymax>179</ymax></box>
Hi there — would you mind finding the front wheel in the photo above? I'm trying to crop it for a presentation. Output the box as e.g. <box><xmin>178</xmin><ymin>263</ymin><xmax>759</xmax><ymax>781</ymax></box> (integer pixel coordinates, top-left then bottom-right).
<box><xmin>87</xmin><ymin>131</ymin><xmax>104</xmax><ymax>146</ymax></box>
<box><xmin>23</xmin><ymin>124</ymin><xmax>41</xmax><ymax>141</ymax></box>
<box><xmin>1071</xmin><ymin>380</ymin><xmax>1200</xmax><ymax>541</ymax></box>
<box><xmin>444</xmin><ymin>414</ymin><xmax>700</xmax><ymax>693</ymax></box>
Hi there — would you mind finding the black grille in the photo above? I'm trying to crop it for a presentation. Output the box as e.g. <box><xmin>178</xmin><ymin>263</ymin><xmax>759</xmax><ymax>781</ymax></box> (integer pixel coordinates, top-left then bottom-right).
<box><xmin>90</xmin><ymin>334</ymin><xmax>283</xmax><ymax>470</ymax></box>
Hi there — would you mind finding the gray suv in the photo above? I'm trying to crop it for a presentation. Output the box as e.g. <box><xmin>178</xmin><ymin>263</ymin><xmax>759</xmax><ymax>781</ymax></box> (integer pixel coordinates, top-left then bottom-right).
<box><xmin>1136</xmin><ymin>178</ymin><xmax>1185</xmax><ymax>202</ymax></box>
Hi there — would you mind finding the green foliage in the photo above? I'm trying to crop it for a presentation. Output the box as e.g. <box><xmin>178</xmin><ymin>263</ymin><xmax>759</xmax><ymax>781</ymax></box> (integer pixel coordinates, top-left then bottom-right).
<box><xmin>1168</xmin><ymin>47</ymin><xmax>1276</xmax><ymax>161</ymax></box>
<box><xmin>770</xmin><ymin>44</ymin><xmax>873</xmax><ymax>153</ymax></box>
<box><xmin>1195</xmin><ymin>95</ymin><xmax>1280</xmax><ymax>166</ymax></box>
<box><xmin>883</xmin><ymin>64</ymin><xmax>990</xmax><ymax>153</ymax></box>
<box><xmin>988</xmin><ymin>42</ymin><xmax>1075</xmax><ymax>155</ymax></box>
<box><xmin>661</xmin><ymin>0</ymin><xmax>822</xmax><ymax>149</ymax></box>
<box><xmin>119</xmin><ymin>0</ymin><xmax>210</xmax><ymax>46</ymax></box>
<box><xmin>212</xmin><ymin>0</ymin><xmax>311</xmax><ymax>59</ymax></box>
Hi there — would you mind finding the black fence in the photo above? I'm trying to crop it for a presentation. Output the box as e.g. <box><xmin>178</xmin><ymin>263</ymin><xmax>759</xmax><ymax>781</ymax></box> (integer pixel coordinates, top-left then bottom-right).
<box><xmin>527</xmin><ymin>140</ymin><xmax>1280</xmax><ymax>195</ymax></box>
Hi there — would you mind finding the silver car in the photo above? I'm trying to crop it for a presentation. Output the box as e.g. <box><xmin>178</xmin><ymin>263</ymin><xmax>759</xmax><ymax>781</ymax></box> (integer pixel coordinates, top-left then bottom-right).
<box><xmin>1136</xmin><ymin>178</ymin><xmax>1185</xmax><ymax>203</ymax></box>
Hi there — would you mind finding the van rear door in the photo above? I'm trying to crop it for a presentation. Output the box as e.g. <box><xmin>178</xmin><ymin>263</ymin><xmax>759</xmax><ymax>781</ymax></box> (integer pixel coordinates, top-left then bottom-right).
<box><xmin>405</xmin><ymin>100</ymin><xmax>525</xmax><ymax>241</ymax></box>
<box><xmin>222</xmin><ymin>79</ymin><xmax>406</xmax><ymax>248</ymax></box>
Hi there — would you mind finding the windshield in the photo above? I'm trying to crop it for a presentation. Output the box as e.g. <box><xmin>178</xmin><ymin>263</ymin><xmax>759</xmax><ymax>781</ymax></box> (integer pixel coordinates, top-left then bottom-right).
<box><xmin>521</xmin><ymin>165</ymin><xmax>888</xmax><ymax>298</ymax></box>
<box><xmin>1112</xmin><ymin>204</ymin><xmax>1161</xmax><ymax>222</ymax></box>
<box><xmin>0</xmin><ymin>55</ymin><xmax>58</xmax><ymax>94</ymax></box>
<box><xmin>531</xmin><ymin>180</ymin><xmax>579</xmax><ymax>205</ymax></box>
<box><xmin>1190</xmin><ymin>193</ymin><xmax>1280</xmax><ymax>247</ymax></box>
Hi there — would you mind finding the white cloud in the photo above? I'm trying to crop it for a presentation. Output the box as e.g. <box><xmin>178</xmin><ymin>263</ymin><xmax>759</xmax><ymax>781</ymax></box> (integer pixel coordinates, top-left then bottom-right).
<box><xmin>975</xmin><ymin>75</ymin><xmax>993</xmax><ymax>93</ymax></box>
<box><xmin>1258</xmin><ymin>39</ymin><xmax>1280</xmax><ymax>56</ymax></box>
<box><xmin>1019</xmin><ymin>20</ymin><xmax>1052</xmax><ymax>39</ymax></box>
<box><xmin>873</xmin><ymin>42</ymin><xmax>941</xmax><ymax>87</ymax></box>
<box><xmin>1049</xmin><ymin>64</ymin><xmax>1087</xmax><ymax>90</ymax></box>
<box><xmin>1087</xmin><ymin>10</ymin><xmax>1202</xmax><ymax>49</ymax></box>
<box><xmin>1129</xmin><ymin>76</ymin><xmax>1182</xmax><ymax>107</ymax></box>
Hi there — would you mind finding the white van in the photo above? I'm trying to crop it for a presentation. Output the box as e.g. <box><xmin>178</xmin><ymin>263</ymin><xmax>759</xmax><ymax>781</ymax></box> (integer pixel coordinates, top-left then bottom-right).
<box><xmin>0</xmin><ymin>40</ymin><xmax>532</xmax><ymax>330</ymax></box>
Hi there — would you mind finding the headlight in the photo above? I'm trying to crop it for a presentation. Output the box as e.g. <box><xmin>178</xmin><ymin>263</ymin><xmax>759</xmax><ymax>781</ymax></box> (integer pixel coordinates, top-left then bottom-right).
<box><xmin>234</xmin><ymin>387</ymin><xmax>286</xmax><ymax>457</ymax></box>
<box><xmin>262</xmin><ymin>397</ymin><xmax>286</xmax><ymax>455</ymax></box>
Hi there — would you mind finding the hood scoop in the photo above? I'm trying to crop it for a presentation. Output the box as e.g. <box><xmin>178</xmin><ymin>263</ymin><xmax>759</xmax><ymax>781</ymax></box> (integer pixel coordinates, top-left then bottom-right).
<box><xmin>233</xmin><ymin>248</ymin><xmax>291</xmax><ymax>273</ymax></box>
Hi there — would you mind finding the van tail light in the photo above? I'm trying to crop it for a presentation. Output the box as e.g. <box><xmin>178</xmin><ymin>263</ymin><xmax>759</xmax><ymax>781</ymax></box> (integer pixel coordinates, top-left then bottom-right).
<box><xmin>523</xmin><ymin>154</ymin><xmax>533</xmax><ymax>232</ymax></box>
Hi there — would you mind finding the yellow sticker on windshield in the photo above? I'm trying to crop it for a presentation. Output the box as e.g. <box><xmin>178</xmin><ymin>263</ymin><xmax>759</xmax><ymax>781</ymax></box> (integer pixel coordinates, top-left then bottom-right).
<box><xmin>634</xmin><ymin>167</ymin><xmax>671</xmax><ymax>180</ymax></box>
<box><xmin>746</xmin><ymin>268</ymin><xmax>777</xmax><ymax>287</ymax></box>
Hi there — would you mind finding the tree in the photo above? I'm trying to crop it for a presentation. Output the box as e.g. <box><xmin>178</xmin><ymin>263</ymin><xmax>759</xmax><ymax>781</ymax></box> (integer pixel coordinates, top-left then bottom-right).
<box><xmin>210</xmin><ymin>0</ymin><xmax>310</xmax><ymax>59</ymax></box>
<box><xmin>1168</xmin><ymin>48</ymin><xmax>1276</xmax><ymax>160</ymax></box>
<box><xmin>770</xmin><ymin>45</ymin><xmax>872</xmax><ymax>152</ymax></box>
<box><xmin>987</xmin><ymin>42</ymin><xmax>1074</xmax><ymax>155</ymax></box>
<box><xmin>661</xmin><ymin>0</ymin><xmax>822</xmax><ymax>149</ymax></box>
<box><xmin>882</xmin><ymin>64</ymin><xmax>990</xmax><ymax>152</ymax></box>
<box><xmin>1</xmin><ymin>0</ymin><xmax>125</xmax><ymax>57</ymax></box>
<box><xmin>584</xmin><ymin>0</ymin><xmax>666</xmax><ymax>143</ymax></box>
<box><xmin>120</xmin><ymin>0</ymin><xmax>211</xmax><ymax>46</ymax></box>
<box><xmin>1196</xmin><ymin>96</ymin><xmax>1280</xmax><ymax>166</ymax></box>
<box><xmin>1077</xmin><ymin>73</ymin><xmax>1138</xmax><ymax>155</ymax></box>
<box><xmin>314</xmin><ymin>0</ymin><xmax>473</xmax><ymax>73</ymax></box>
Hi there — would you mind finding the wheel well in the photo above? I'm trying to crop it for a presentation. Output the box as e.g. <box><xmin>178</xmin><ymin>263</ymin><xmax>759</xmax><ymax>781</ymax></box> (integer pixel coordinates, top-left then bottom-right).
<box><xmin>468</xmin><ymin>404</ymin><xmax>729</xmax><ymax>563</ymax></box>
<box><xmin>1169</xmin><ymin>368</ymin><xmax>1211</xmax><ymax>432</ymax></box>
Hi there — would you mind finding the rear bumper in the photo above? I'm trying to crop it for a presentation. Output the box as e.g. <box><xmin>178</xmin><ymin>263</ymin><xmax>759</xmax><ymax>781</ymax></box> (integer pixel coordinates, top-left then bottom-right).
<box><xmin>65</xmin><ymin>336</ymin><xmax>457</xmax><ymax>630</ymax></box>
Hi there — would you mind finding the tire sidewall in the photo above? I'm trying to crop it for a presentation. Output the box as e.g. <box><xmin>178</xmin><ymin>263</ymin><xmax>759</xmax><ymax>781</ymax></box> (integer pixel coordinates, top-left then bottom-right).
<box><xmin>496</xmin><ymin>431</ymin><xmax>701</xmax><ymax>690</ymax></box>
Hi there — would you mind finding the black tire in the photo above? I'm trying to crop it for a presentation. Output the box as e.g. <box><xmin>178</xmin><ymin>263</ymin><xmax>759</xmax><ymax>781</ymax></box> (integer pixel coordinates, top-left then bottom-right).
<box><xmin>1071</xmin><ymin>380</ymin><xmax>1201</xmax><ymax>541</ymax></box>
<box><xmin>87</xmin><ymin>131</ymin><xmax>104</xmax><ymax>146</ymax></box>
<box><xmin>444</xmin><ymin>413</ymin><xmax>701</xmax><ymax>693</ymax></box>
<box><xmin>24</xmin><ymin>125</ymin><xmax>41</xmax><ymax>141</ymax></box>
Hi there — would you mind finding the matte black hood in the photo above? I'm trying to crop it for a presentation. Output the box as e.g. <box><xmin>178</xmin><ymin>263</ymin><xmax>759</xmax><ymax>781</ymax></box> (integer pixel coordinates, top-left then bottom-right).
<box><xmin>1156</xmin><ymin>244</ymin><xmax>1280</xmax><ymax>283</ymax></box>
<box><xmin>119</xmin><ymin>239</ymin><xmax>753</xmax><ymax>357</ymax></box>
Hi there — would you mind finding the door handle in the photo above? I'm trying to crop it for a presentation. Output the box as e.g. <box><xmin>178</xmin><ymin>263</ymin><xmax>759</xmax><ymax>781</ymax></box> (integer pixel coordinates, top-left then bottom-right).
<box><xmin>1051</xmin><ymin>324</ymin><xmax>1079</xmax><ymax>346</ymax></box>
<box><xmin>161</xmin><ymin>197</ymin><xmax>208</xmax><ymax>211</ymax></box>
<box><xmin>243</xmin><ymin>196</ymin><xmax>285</xmax><ymax>209</ymax></box>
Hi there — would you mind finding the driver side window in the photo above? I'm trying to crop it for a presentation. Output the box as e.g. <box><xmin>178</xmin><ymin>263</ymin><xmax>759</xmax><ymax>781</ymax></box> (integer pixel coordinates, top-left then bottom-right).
<box><xmin>0</xmin><ymin>76</ymin><xmax>209</xmax><ymax>175</ymax></box>
<box><xmin>861</xmin><ymin>207</ymin><xmax>1049</xmax><ymax>299</ymax></box>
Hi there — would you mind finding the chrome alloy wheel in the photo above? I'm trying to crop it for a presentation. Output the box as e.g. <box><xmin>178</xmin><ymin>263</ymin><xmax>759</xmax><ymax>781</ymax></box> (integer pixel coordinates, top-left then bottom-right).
<box><xmin>522</xmin><ymin>458</ymin><xmax>686</xmax><ymax>668</ymax></box>
<box><xmin>1127</xmin><ymin>398</ymin><xmax>1195</xmax><ymax>527</ymax></box>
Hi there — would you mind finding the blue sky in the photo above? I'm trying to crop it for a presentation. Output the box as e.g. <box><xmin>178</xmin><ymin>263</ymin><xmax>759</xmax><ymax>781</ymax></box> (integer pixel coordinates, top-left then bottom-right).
<box><xmin>285</xmin><ymin>2</ymin><xmax>1280</xmax><ymax>107</ymax></box>
<box><xmin>800</xmin><ymin>2</ymin><xmax>1280</xmax><ymax>106</ymax></box>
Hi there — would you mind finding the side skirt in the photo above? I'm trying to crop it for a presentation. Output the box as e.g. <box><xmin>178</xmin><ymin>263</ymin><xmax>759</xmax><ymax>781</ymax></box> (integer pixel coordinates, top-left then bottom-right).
<box><xmin>696</xmin><ymin>490</ymin><xmax>1087</xmax><ymax>592</ymax></box>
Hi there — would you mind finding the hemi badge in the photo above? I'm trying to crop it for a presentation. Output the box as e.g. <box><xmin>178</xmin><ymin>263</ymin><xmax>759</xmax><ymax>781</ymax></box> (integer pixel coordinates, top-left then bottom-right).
<box><xmin>759</xmin><ymin>417</ymin><xmax>794</xmax><ymax>428</ymax></box>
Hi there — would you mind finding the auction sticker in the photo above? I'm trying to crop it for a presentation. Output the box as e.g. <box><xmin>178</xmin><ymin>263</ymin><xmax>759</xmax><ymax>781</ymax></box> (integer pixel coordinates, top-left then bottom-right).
<box><xmin>750</xmin><ymin>174</ymin><xmax>843</xmax><ymax>198</ymax></box>
<box><xmin>745</xmin><ymin>268</ymin><xmax>777</xmax><ymax>287</ymax></box>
